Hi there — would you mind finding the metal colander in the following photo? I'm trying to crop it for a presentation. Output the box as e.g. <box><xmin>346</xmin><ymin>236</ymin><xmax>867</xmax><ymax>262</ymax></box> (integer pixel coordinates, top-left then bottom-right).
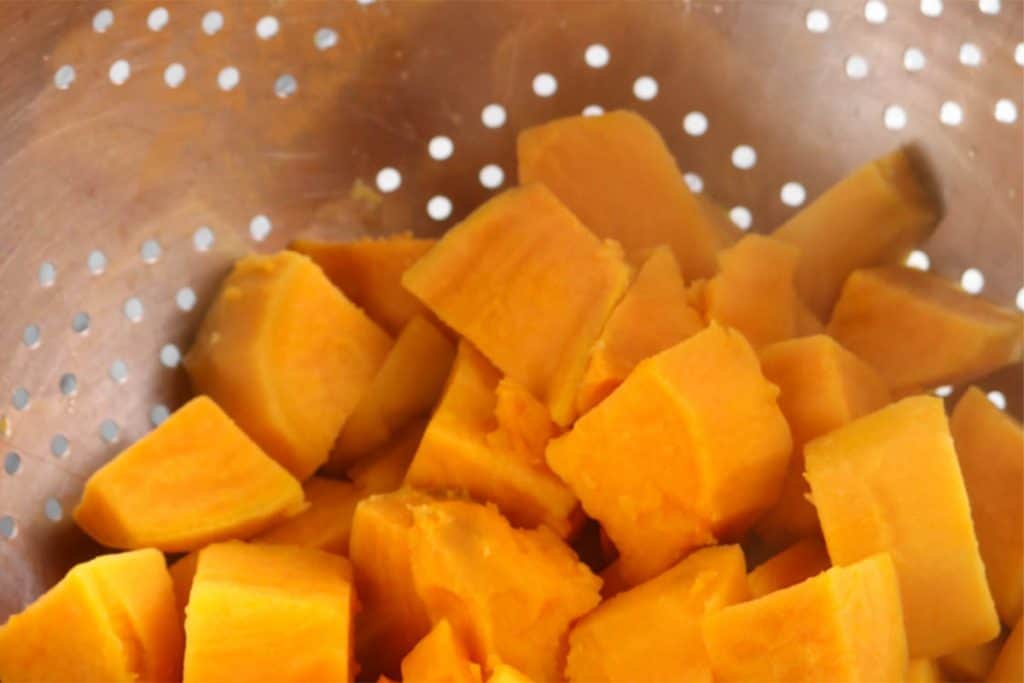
<box><xmin>0</xmin><ymin>0</ymin><xmax>1021</xmax><ymax>619</ymax></box>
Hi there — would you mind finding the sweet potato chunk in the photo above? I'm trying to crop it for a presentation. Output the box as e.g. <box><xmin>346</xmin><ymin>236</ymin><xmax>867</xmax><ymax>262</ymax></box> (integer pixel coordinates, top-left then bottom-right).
<box><xmin>754</xmin><ymin>335</ymin><xmax>890</xmax><ymax>549</ymax></box>
<box><xmin>403</xmin><ymin>184</ymin><xmax>631</xmax><ymax>426</ymax></box>
<box><xmin>805</xmin><ymin>396</ymin><xmax>1000</xmax><ymax>656</ymax></box>
<box><xmin>988</xmin><ymin>619</ymin><xmax>1023</xmax><ymax>683</ymax></box>
<box><xmin>254</xmin><ymin>476</ymin><xmax>362</xmax><ymax>554</ymax></box>
<box><xmin>576</xmin><ymin>246</ymin><xmax>703</xmax><ymax>414</ymax></box>
<box><xmin>828</xmin><ymin>266</ymin><xmax>1023</xmax><ymax>395</ymax></box>
<box><xmin>748</xmin><ymin>537</ymin><xmax>831</xmax><ymax>598</ymax></box>
<box><xmin>703</xmin><ymin>553</ymin><xmax>907</xmax><ymax>682</ymax></box>
<box><xmin>74</xmin><ymin>396</ymin><xmax>305</xmax><ymax>552</ymax></box>
<box><xmin>347</xmin><ymin>419</ymin><xmax>426</xmax><ymax>495</ymax></box>
<box><xmin>290</xmin><ymin>233</ymin><xmax>435</xmax><ymax>334</ymax></box>
<box><xmin>547</xmin><ymin>323</ymin><xmax>792</xmax><ymax>586</ymax></box>
<box><xmin>486</xmin><ymin>665</ymin><xmax>534</xmax><ymax>683</ymax></box>
<box><xmin>566</xmin><ymin>545</ymin><xmax>748</xmax><ymax>683</ymax></box>
<box><xmin>183</xmin><ymin>542</ymin><xmax>357</xmax><ymax>683</ymax></box>
<box><xmin>407</xmin><ymin>500</ymin><xmax>602</xmax><ymax>681</ymax></box>
<box><xmin>0</xmin><ymin>549</ymin><xmax>181</xmax><ymax>683</ymax></box>
<box><xmin>405</xmin><ymin>341</ymin><xmax>578</xmax><ymax>537</ymax></box>
<box><xmin>185</xmin><ymin>251</ymin><xmax>393</xmax><ymax>479</ymax></box>
<box><xmin>401</xmin><ymin>620</ymin><xmax>482</xmax><ymax>683</ymax></box>
<box><xmin>518</xmin><ymin>110</ymin><xmax>722</xmax><ymax>278</ymax></box>
<box><xmin>331</xmin><ymin>315</ymin><xmax>455</xmax><ymax>468</ymax></box>
<box><xmin>952</xmin><ymin>387</ymin><xmax>1024</xmax><ymax>627</ymax></box>
<box><xmin>773</xmin><ymin>149</ymin><xmax>939</xmax><ymax>318</ymax></box>
<box><xmin>349</xmin><ymin>490</ymin><xmax>435</xmax><ymax>679</ymax></box>
<box><xmin>705</xmin><ymin>235</ymin><xmax>800</xmax><ymax>348</ymax></box>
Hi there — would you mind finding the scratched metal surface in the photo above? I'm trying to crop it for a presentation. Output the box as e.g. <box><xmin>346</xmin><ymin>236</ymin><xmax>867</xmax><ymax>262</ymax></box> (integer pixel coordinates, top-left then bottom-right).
<box><xmin>0</xmin><ymin>0</ymin><xmax>1020</xmax><ymax>617</ymax></box>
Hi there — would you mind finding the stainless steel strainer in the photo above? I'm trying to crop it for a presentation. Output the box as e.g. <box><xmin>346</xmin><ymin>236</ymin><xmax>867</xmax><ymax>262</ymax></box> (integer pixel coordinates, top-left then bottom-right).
<box><xmin>0</xmin><ymin>0</ymin><xmax>1021</xmax><ymax>619</ymax></box>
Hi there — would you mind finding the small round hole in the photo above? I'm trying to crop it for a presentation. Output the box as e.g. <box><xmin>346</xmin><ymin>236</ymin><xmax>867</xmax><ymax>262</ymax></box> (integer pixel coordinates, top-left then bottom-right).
<box><xmin>4</xmin><ymin>452</ymin><xmax>20</xmax><ymax>476</ymax></box>
<box><xmin>93</xmin><ymin>8</ymin><xmax>114</xmax><ymax>33</ymax></box>
<box><xmin>314</xmin><ymin>27</ymin><xmax>338</xmax><ymax>50</ymax></box>
<box><xmin>88</xmin><ymin>249</ymin><xmax>107</xmax><ymax>274</ymax></box>
<box><xmin>845</xmin><ymin>55</ymin><xmax>869</xmax><ymax>79</ymax></box>
<box><xmin>481</xmin><ymin>104</ymin><xmax>506</xmax><ymax>128</ymax></box>
<box><xmin>979</xmin><ymin>0</ymin><xmax>1001</xmax><ymax>15</ymax></box>
<box><xmin>202</xmin><ymin>10</ymin><xmax>223</xmax><ymax>35</ymax></box>
<box><xmin>780</xmin><ymin>182</ymin><xmax>807</xmax><ymax>207</ymax></box>
<box><xmin>1016</xmin><ymin>287</ymin><xmax>1024</xmax><ymax>312</ymax></box>
<box><xmin>176</xmin><ymin>287</ymin><xmax>197</xmax><ymax>312</ymax></box>
<box><xmin>582</xmin><ymin>105</ymin><xmax>604</xmax><ymax>117</ymax></box>
<box><xmin>905</xmin><ymin>250</ymin><xmax>930</xmax><ymax>271</ymax></box>
<box><xmin>140</xmin><ymin>239</ymin><xmax>161</xmax><ymax>264</ymax></box>
<box><xmin>961</xmin><ymin>268</ymin><xmax>984</xmax><ymax>294</ymax></box>
<box><xmin>109</xmin><ymin>59</ymin><xmax>131</xmax><ymax>86</ymax></box>
<box><xmin>147</xmin><ymin>7</ymin><xmax>169</xmax><ymax>31</ymax></box>
<box><xmin>164</xmin><ymin>63</ymin><xmax>186</xmax><ymax>88</ymax></box>
<box><xmin>920</xmin><ymin>0</ymin><xmax>942</xmax><ymax>16</ymax></box>
<box><xmin>22</xmin><ymin>324</ymin><xmax>40</xmax><ymax>349</ymax></box>
<box><xmin>72</xmin><ymin>312</ymin><xmax>90</xmax><ymax>334</ymax></box>
<box><xmin>428</xmin><ymin>136</ymin><xmax>454</xmax><ymax>161</ymax></box>
<box><xmin>683</xmin><ymin>173</ymin><xmax>704</xmax><ymax>193</ymax></box>
<box><xmin>532</xmin><ymin>73</ymin><xmax>557</xmax><ymax>97</ymax></box>
<box><xmin>11</xmin><ymin>388</ymin><xmax>29</xmax><ymax>411</ymax></box>
<box><xmin>160</xmin><ymin>344</ymin><xmax>182</xmax><ymax>368</ymax></box>
<box><xmin>987</xmin><ymin>390</ymin><xmax>1007</xmax><ymax>410</ymax></box>
<box><xmin>150</xmin><ymin>405</ymin><xmax>170</xmax><ymax>428</ymax></box>
<box><xmin>59</xmin><ymin>373</ymin><xmax>77</xmax><ymax>396</ymax></box>
<box><xmin>100</xmin><ymin>419</ymin><xmax>120</xmax><ymax>444</ymax></box>
<box><xmin>864</xmin><ymin>0</ymin><xmax>888</xmax><ymax>23</ymax></box>
<box><xmin>249</xmin><ymin>215</ymin><xmax>272</xmax><ymax>241</ymax></box>
<box><xmin>934</xmin><ymin>385</ymin><xmax>953</xmax><ymax>397</ymax></box>
<box><xmin>683</xmin><ymin>111</ymin><xmax>708</xmax><ymax>136</ymax></box>
<box><xmin>995</xmin><ymin>99</ymin><xmax>1018</xmax><ymax>124</ymax></box>
<box><xmin>110</xmin><ymin>359</ymin><xmax>128</xmax><ymax>384</ymax></box>
<box><xmin>1016</xmin><ymin>43</ymin><xmax>1024</xmax><ymax>67</ymax></box>
<box><xmin>959</xmin><ymin>43</ymin><xmax>983</xmax><ymax>67</ymax></box>
<box><xmin>54</xmin><ymin>65</ymin><xmax>75</xmax><ymax>90</ymax></box>
<box><xmin>274</xmin><ymin>74</ymin><xmax>297</xmax><ymax>99</ymax></box>
<box><xmin>731</xmin><ymin>145</ymin><xmax>757</xmax><ymax>170</ymax></box>
<box><xmin>884</xmin><ymin>105</ymin><xmax>908</xmax><ymax>130</ymax></box>
<box><xmin>218</xmin><ymin>66</ymin><xmax>240</xmax><ymax>91</ymax></box>
<box><xmin>124</xmin><ymin>297</ymin><xmax>144</xmax><ymax>322</ymax></box>
<box><xmin>193</xmin><ymin>226</ymin><xmax>215</xmax><ymax>251</ymax></box>
<box><xmin>805</xmin><ymin>9</ymin><xmax>830</xmax><ymax>32</ymax></box>
<box><xmin>633</xmin><ymin>76</ymin><xmax>658</xmax><ymax>101</ymax></box>
<box><xmin>940</xmin><ymin>101</ymin><xmax>964</xmax><ymax>126</ymax></box>
<box><xmin>38</xmin><ymin>262</ymin><xmax>56</xmax><ymax>287</ymax></box>
<box><xmin>729</xmin><ymin>206</ymin><xmax>753</xmax><ymax>231</ymax></box>
<box><xmin>0</xmin><ymin>516</ymin><xmax>17</xmax><ymax>540</ymax></box>
<box><xmin>50</xmin><ymin>434</ymin><xmax>69</xmax><ymax>458</ymax></box>
<box><xmin>375</xmin><ymin>167</ymin><xmax>401</xmax><ymax>193</ymax></box>
<box><xmin>427</xmin><ymin>196</ymin><xmax>453</xmax><ymax>221</ymax></box>
<box><xmin>585</xmin><ymin>44</ymin><xmax>610</xmax><ymax>68</ymax></box>
<box><xmin>44</xmin><ymin>498</ymin><xmax>63</xmax><ymax>522</ymax></box>
<box><xmin>904</xmin><ymin>48</ymin><xmax>926</xmax><ymax>72</ymax></box>
<box><xmin>256</xmin><ymin>15</ymin><xmax>279</xmax><ymax>39</ymax></box>
<box><xmin>479</xmin><ymin>164</ymin><xmax>505</xmax><ymax>190</ymax></box>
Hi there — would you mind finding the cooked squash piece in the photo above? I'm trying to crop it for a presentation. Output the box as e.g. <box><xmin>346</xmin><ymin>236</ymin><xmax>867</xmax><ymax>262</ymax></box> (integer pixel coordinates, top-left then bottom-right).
<box><xmin>349</xmin><ymin>489</ymin><xmax>435</xmax><ymax>679</ymax></box>
<box><xmin>0</xmin><ymin>549</ymin><xmax>181</xmax><ymax>683</ymax></box>
<box><xmin>408</xmin><ymin>499</ymin><xmax>602</xmax><ymax>681</ymax></box>
<box><xmin>486</xmin><ymin>665</ymin><xmax>535</xmax><ymax>683</ymax></box>
<box><xmin>906</xmin><ymin>659</ymin><xmax>943</xmax><ymax>683</ymax></box>
<box><xmin>940</xmin><ymin>637</ymin><xmax>1003</xmax><ymax>682</ymax></box>
<box><xmin>748</xmin><ymin>537</ymin><xmax>831</xmax><ymax>598</ymax></box>
<box><xmin>547</xmin><ymin>323</ymin><xmax>791</xmax><ymax>586</ymax></box>
<box><xmin>74</xmin><ymin>396</ymin><xmax>305</xmax><ymax>552</ymax></box>
<box><xmin>347</xmin><ymin>419</ymin><xmax>426</xmax><ymax>495</ymax></box>
<box><xmin>331</xmin><ymin>315</ymin><xmax>455</xmax><ymax>467</ymax></box>
<box><xmin>703</xmin><ymin>553</ymin><xmax>907</xmax><ymax>682</ymax></box>
<box><xmin>773</xmin><ymin>149</ymin><xmax>939</xmax><ymax>318</ymax></box>
<box><xmin>401</xmin><ymin>619</ymin><xmax>482</xmax><ymax>683</ymax></box>
<box><xmin>705</xmin><ymin>235</ymin><xmax>800</xmax><ymax>348</ymax></box>
<box><xmin>805</xmin><ymin>396</ymin><xmax>1000</xmax><ymax>657</ymax></box>
<box><xmin>184</xmin><ymin>251</ymin><xmax>393</xmax><ymax>479</ymax></box>
<box><xmin>988</xmin><ymin>619</ymin><xmax>1022</xmax><ymax>683</ymax></box>
<box><xmin>254</xmin><ymin>476</ymin><xmax>362</xmax><ymax>554</ymax></box>
<box><xmin>517</xmin><ymin>110</ymin><xmax>721</xmax><ymax>278</ymax></box>
<box><xmin>290</xmin><ymin>233</ymin><xmax>436</xmax><ymax>334</ymax></box>
<box><xmin>754</xmin><ymin>335</ymin><xmax>890</xmax><ymax>549</ymax></box>
<box><xmin>952</xmin><ymin>387</ymin><xmax>1024</xmax><ymax>627</ymax></box>
<box><xmin>183</xmin><ymin>542</ymin><xmax>357</xmax><ymax>683</ymax></box>
<box><xmin>405</xmin><ymin>341</ymin><xmax>578</xmax><ymax>537</ymax></box>
<box><xmin>827</xmin><ymin>266</ymin><xmax>1023</xmax><ymax>395</ymax></box>
<box><xmin>566</xmin><ymin>545</ymin><xmax>748</xmax><ymax>683</ymax></box>
<box><xmin>576</xmin><ymin>246</ymin><xmax>703</xmax><ymax>414</ymax></box>
<box><xmin>403</xmin><ymin>184</ymin><xmax>630</xmax><ymax>425</ymax></box>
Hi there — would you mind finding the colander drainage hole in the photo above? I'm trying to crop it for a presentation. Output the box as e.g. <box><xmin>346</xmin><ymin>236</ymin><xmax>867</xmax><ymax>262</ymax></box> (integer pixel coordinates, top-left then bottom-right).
<box><xmin>44</xmin><ymin>498</ymin><xmax>63</xmax><ymax>522</ymax></box>
<box><xmin>50</xmin><ymin>435</ymin><xmax>69</xmax><ymax>459</ymax></box>
<box><xmin>0</xmin><ymin>516</ymin><xmax>16</xmax><ymax>540</ymax></box>
<box><xmin>4</xmin><ymin>452</ymin><xmax>21</xmax><ymax>476</ymax></box>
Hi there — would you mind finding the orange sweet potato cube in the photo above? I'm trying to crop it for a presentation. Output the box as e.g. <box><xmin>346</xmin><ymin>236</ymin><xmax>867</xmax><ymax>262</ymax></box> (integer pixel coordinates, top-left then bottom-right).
<box><xmin>547</xmin><ymin>323</ymin><xmax>792</xmax><ymax>586</ymax></box>
<box><xmin>185</xmin><ymin>251</ymin><xmax>393</xmax><ymax>479</ymax></box>
<box><xmin>754</xmin><ymin>335</ymin><xmax>890</xmax><ymax>549</ymax></box>
<box><xmin>0</xmin><ymin>549</ymin><xmax>182</xmax><ymax>683</ymax></box>
<box><xmin>254</xmin><ymin>476</ymin><xmax>363</xmax><ymax>555</ymax></box>
<box><xmin>290</xmin><ymin>233</ymin><xmax>436</xmax><ymax>334</ymax></box>
<box><xmin>952</xmin><ymin>387</ymin><xmax>1024</xmax><ymax>627</ymax></box>
<box><xmin>773</xmin><ymin>149</ymin><xmax>939</xmax><ymax>318</ymax></box>
<box><xmin>828</xmin><ymin>266</ymin><xmax>1023</xmax><ymax>395</ymax></box>
<box><xmin>486</xmin><ymin>664</ymin><xmax>535</xmax><ymax>683</ymax></box>
<box><xmin>805</xmin><ymin>396</ymin><xmax>1000</xmax><ymax>657</ymax></box>
<box><xmin>747</xmin><ymin>537</ymin><xmax>831</xmax><ymax>598</ymax></box>
<box><xmin>403</xmin><ymin>183</ymin><xmax>631</xmax><ymax>426</ymax></box>
<box><xmin>405</xmin><ymin>341</ymin><xmax>578</xmax><ymax>537</ymax></box>
<box><xmin>330</xmin><ymin>315</ymin><xmax>455</xmax><ymax>468</ymax></box>
<box><xmin>408</xmin><ymin>500</ymin><xmax>602</xmax><ymax>681</ymax></box>
<box><xmin>518</xmin><ymin>110</ymin><xmax>723</xmax><ymax>278</ymax></box>
<box><xmin>74</xmin><ymin>396</ymin><xmax>305</xmax><ymax>552</ymax></box>
<box><xmin>705</xmin><ymin>235</ymin><xmax>800</xmax><ymax>348</ymax></box>
<box><xmin>576</xmin><ymin>245</ymin><xmax>703</xmax><ymax>414</ymax></box>
<box><xmin>703</xmin><ymin>553</ymin><xmax>908</xmax><ymax>682</ymax></box>
<box><xmin>346</xmin><ymin>419</ymin><xmax>426</xmax><ymax>495</ymax></box>
<box><xmin>183</xmin><ymin>542</ymin><xmax>357</xmax><ymax>683</ymax></box>
<box><xmin>349</xmin><ymin>489</ymin><xmax>435</xmax><ymax>679</ymax></box>
<box><xmin>401</xmin><ymin>620</ymin><xmax>482</xmax><ymax>683</ymax></box>
<box><xmin>566</xmin><ymin>545</ymin><xmax>749</xmax><ymax>683</ymax></box>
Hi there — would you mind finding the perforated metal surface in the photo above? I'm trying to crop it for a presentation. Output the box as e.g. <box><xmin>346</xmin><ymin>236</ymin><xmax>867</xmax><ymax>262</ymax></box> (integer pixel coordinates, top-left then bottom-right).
<box><xmin>0</xmin><ymin>0</ymin><xmax>1021</xmax><ymax>618</ymax></box>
